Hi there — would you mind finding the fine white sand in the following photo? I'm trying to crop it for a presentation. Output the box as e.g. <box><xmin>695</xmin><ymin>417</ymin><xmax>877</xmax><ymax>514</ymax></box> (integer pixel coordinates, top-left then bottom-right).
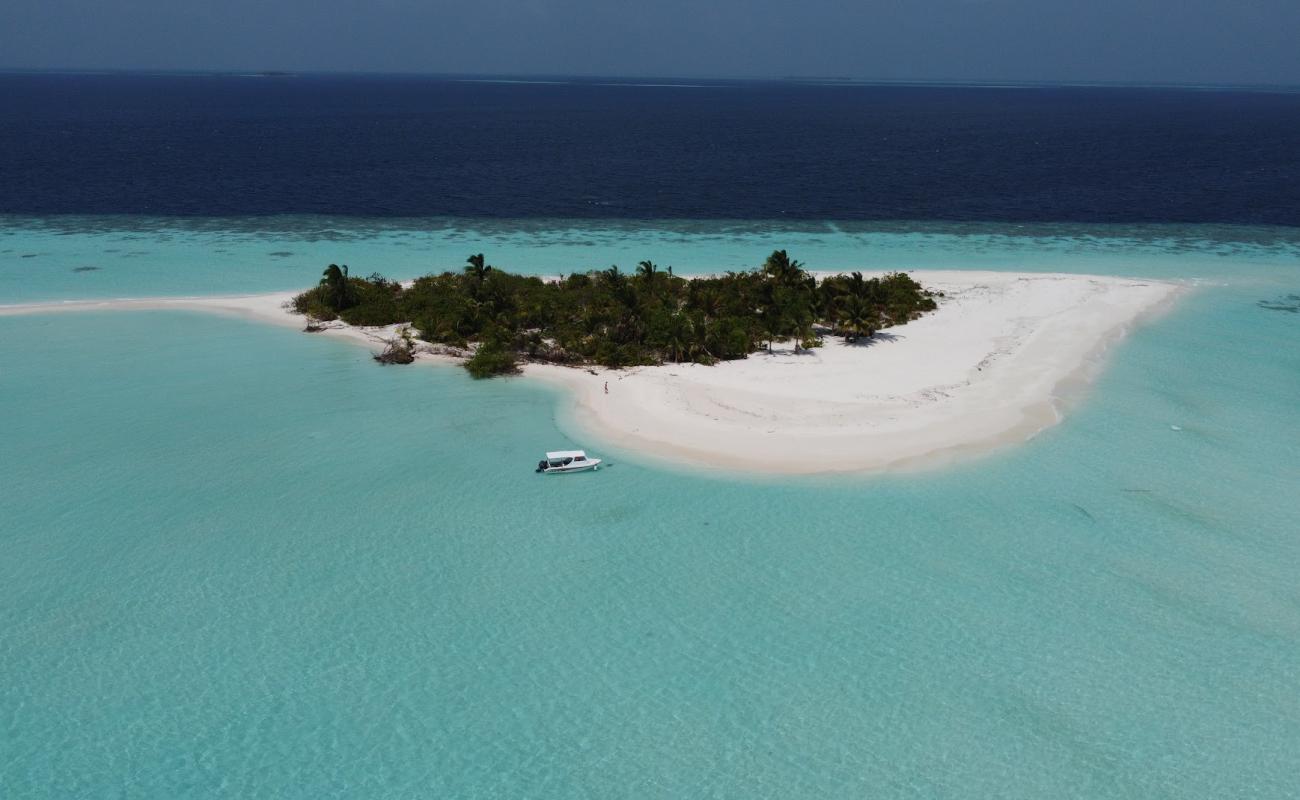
<box><xmin>527</xmin><ymin>271</ymin><xmax>1183</xmax><ymax>473</ymax></box>
<box><xmin>1</xmin><ymin>271</ymin><xmax>1183</xmax><ymax>474</ymax></box>
<box><xmin>0</xmin><ymin>291</ymin><xmax>456</xmax><ymax>361</ymax></box>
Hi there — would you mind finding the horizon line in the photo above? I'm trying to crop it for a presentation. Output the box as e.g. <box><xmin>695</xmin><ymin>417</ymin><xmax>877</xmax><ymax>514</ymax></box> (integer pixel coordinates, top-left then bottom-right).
<box><xmin>1</xmin><ymin>66</ymin><xmax>1298</xmax><ymax>93</ymax></box>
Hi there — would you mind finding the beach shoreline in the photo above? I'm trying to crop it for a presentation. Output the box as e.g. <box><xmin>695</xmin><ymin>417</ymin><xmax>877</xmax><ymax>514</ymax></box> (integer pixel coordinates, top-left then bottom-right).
<box><xmin>1</xmin><ymin>270</ymin><xmax>1185</xmax><ymax>475</ymax></box>
<box><xmin>528</xmin><ymin>271</ymin><xmax>1185</xmax><ymax>474</ymax></box>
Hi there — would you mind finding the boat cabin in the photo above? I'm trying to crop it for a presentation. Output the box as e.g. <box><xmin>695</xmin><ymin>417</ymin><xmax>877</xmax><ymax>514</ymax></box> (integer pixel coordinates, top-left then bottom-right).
<box><xmin>535</xmin><ymin>449</ymin><xmax>602</xmax><ymax>473</ymax></box>
<box><xmin>546</xmin><ymin>450</ymin><xmax>588</xmax><ymax>467</ymax></box>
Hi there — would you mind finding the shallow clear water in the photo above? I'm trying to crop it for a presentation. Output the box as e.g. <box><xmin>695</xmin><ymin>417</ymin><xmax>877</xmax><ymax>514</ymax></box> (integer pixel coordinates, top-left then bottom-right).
<box><xmin>2</xmin><ymin>220</ymin><xmax>1299</xmax><ymax>797</ymax></box>
<box><xmin>4</xmin><ymin>216</ymin><xmax>1300</xmax><ymax>303</ymax></box>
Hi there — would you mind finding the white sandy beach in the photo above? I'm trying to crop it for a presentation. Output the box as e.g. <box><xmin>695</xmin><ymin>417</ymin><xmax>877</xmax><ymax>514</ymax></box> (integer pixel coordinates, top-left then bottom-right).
<box><xmin>1</xmin><ymin>271</ymin><xmax>1182</xmax><ymax>474</ymax></box>
<box><xmin>532</xmin><ymin>271</ymin><xmax>1183</xmax><ymax>473</ymax></box>
<box><xmin>0</xmin><ymin>290</ymin><xmax>444</xmax><ymax>360</ymax></box>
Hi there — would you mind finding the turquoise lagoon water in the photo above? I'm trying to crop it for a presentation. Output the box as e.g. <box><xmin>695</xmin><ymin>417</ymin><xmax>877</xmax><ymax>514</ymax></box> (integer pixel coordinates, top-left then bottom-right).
<box><xmin>5</xmin><ymin>215</ymin><xmax>1300</xmax><ymax>302</ymax></box>
<box><xmin>2</xmin><ymin>219</ymin><xmax>1300</xmax><ymax>798</ymax></box>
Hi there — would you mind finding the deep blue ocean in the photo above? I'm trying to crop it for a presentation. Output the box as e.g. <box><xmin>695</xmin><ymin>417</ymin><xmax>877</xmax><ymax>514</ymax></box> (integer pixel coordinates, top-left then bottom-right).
<box><xmin>3</xmin><ymin>74</ymin><xmax>1300</xmax><ymax>798</ymax></box>
<box><xmin>2</xmin><ymin>72</ymin><xmax>1298</xmax><ymax>223</ymax></box>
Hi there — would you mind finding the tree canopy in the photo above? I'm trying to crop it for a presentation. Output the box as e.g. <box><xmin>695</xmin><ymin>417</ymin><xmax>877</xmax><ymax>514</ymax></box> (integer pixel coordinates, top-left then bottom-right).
<box><xmin>293</xmin><ymin>251</ymin><xmax>938</xmax><ymax>378</ymax></box>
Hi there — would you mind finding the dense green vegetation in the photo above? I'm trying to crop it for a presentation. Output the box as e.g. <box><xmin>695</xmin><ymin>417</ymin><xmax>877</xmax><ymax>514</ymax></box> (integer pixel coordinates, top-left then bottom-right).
<box><xmin>293</xmin><ymin>251</ymin><xmax>939</xmax><ymax>378</ymax></box>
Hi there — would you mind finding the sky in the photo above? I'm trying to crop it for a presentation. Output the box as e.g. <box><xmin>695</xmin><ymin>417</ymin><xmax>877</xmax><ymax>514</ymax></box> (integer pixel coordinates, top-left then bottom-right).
<box><xmin>3</xmin><ymin>0</ymin><xmax>1298</xmax><ymax>85</ymax></box>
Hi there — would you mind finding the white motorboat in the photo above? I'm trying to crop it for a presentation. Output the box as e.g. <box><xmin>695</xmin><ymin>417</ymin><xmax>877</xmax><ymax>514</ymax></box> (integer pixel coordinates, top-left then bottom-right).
<box><xmin>536</xmin><ymin>450</ymin><xmax>602</xmax><ymax>474</ymax></box>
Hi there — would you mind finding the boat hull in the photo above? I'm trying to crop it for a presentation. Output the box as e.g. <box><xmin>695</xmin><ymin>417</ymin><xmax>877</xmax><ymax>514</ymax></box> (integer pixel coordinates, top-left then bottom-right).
<box><xmin>541</xmin><ymin>460</ymin><xmax>601</xmax><ymax>474</ymax></box>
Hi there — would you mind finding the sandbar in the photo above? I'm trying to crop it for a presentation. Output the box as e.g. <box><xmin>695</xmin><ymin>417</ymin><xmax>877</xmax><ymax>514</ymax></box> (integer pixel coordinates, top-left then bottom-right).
<box><xmin>0</xmin><ymin>270</ymin><xmax>1183</xmax><ymax>474</ymax></box>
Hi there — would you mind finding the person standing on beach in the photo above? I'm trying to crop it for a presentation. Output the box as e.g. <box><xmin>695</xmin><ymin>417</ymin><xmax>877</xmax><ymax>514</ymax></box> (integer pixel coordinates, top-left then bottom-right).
<box><xmin>604</xmin><ymin>381</ymin><xmax>609</xmax><ymax>394</ymax></box>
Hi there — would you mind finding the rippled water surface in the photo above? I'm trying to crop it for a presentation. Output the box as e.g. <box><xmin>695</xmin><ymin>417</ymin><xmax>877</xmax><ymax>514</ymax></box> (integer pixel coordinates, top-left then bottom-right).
<box><xmin>4</xmin><ymin>215</ymin><xmax>1300</xmax><ymax>303</ymax></box>
<box><xmin>5</xmin><ymin>74</ymin><xmax>1298</xmax><ymax>224</ymax></box>
<box><xmin>2</xmin><ymin>220</ymin><xmax>1299</xmax><ymax>797</ymax></box>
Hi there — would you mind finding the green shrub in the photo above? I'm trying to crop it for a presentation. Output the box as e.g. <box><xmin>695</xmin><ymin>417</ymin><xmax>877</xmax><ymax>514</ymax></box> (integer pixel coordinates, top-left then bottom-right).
<box><xmin>291</xmin><ymin>287</ymin><xmax>338</xmax><ymax>321</ymax></box>
<box><xmin>464</xmin><ymin>343</ymin><xmax>519</xmax><ymax>379</ymax></box>
<box><xmin>340</xmin><ymin>299</ymin><xmax>403</xmax><ymax>327</ymax></box>
<box><xmin>290</xmin><ymin>252</ymin><xmax>938</xmax><ymax>373</ymax></box>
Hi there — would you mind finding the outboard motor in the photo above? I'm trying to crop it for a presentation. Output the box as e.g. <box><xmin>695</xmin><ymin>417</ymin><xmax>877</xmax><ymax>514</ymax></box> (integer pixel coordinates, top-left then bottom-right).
<box><xmin>536</xmin><ymin>460</ymin><xmax>548</xmax><ymax>473</ymax></box>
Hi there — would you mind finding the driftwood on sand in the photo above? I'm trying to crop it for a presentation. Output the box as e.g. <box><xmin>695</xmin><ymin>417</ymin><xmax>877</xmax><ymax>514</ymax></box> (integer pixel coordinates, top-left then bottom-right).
<box><xmin>374</xmin><ymin>330</ymin><xmax>416</xmax><ymax>365</ymax></box>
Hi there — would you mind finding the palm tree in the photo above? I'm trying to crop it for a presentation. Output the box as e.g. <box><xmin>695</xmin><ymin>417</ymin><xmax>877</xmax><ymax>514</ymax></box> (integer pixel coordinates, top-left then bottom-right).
<box><xmin>663</xmin><ymin>312</ymin><xmax>693</xmax><ymax>363</ymax></box>
<box><xmin>601</xmin><ymin>264</ymin><xmax>624</xmax><ymax>287</ymax></box>
<box><xmin>693</xmin><ymin>285</ymin><xmax>725</xmax><ymax>319</ymax></box>
<box><xmin>847</xmin><ymin>270</ymin><xmax>867</xmax><ymax>297</ymax></box>
<box><xmin>837</xmin><ymin>294</ymin><xmax>878</xmax><ymax>342</ymax></box>
<box><xmin>637</xmin><ymin>260</ymin><xmax>662</xmax><ymax>301</ymax></box>
<box><xmin>762</xmin><ymin>250</ymin><xmax>806</xmax><ymax>286</ymax></box>
<box><xmin>320</xmin><ymin>263</ymin><xmax>353</xmax><ymax>310</ymax></box>
<box><xmin>757</xmin><ymin>299</ymin><xmax>783</xmax><ymax>352</ymax></box>
<box><xmin>790</xmin><ymin>301</ymin><xmax>815</xmax><ymax>352</ymax></box>
<box><xmin>464</xmin><ymin>253</ymin><xmax>491</xmax><ymax>283</ymax></box>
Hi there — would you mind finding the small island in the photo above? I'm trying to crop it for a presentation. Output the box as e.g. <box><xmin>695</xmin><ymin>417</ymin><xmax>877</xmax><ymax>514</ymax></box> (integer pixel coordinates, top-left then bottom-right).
<box><xmin>291</xmin><ymin>251</ymin><xmax>938</xmax><ymax>377</ymax></box>
<box><xmin>0</xmin><ymin>262</ymin><xmax>1181</xmax><ymax>474</ymax></box>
